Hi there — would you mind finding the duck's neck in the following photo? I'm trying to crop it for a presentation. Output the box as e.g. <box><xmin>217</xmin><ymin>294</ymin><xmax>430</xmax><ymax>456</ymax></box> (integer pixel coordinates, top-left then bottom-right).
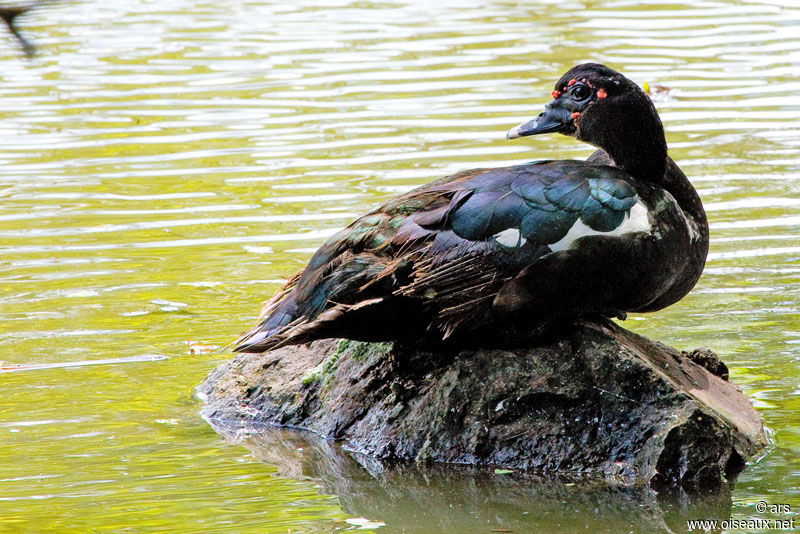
<box><xmin>604</xmin><ymin>135</ymin><xmax>668</xmax><ymax>186</ymax></box>
<box><xmin>579</xmin><ymin>91</ymin><xmax>669</xmax><ymax>186</ymax></box>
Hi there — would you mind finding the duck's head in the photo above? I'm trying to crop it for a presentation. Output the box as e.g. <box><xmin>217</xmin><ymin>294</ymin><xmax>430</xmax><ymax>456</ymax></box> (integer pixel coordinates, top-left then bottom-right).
<box><xmin>507</xmin><ymin>63</ymin><xmax>667</xmax><ymax>179</ymax></box>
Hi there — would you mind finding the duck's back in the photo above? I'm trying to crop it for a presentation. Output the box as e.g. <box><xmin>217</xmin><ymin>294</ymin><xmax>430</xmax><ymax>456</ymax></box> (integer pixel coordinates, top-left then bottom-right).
<box><xmin>235</xmin><ymin>158</ymin><xmax>705</xmax><ymax>352</ymax></box>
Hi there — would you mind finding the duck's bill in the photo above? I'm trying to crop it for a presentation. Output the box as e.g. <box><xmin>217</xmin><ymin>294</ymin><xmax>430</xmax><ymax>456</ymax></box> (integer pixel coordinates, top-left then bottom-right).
<box><xmin>506</xmin><ymin>103</ymin><xmax>574</xmax><ymax>139</ymax></box>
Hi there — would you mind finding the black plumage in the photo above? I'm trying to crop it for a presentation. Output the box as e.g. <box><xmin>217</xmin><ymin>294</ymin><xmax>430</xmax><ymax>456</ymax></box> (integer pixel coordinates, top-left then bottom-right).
<box><xmin>235</xmin><ymin>63</ymin><xmax>709</xmax><ymax>352</ymax></box>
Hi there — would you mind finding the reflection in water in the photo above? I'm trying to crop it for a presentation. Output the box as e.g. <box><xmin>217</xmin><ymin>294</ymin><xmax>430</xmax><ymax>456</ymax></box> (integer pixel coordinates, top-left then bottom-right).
<box><xmin>209</xmin><ymin>421</ymin><xmax>734</xmax><ymax>534</ymax></box>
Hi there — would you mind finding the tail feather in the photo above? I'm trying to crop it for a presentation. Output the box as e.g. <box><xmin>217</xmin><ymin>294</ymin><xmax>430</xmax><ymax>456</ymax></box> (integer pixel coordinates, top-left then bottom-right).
<box><xmin>234</xmin><ymin>252</ymin><xmax>398</xmax><ymax>353</ymax></box>
<box><xmin>234</xmin><ymin>297</ymin><xmax>298</xmax><ymax>352</ymax></box>
<box><xmin>234</xmin><ymin>297</ymin><xmax>385</xmax><ymax>353</ymax></box>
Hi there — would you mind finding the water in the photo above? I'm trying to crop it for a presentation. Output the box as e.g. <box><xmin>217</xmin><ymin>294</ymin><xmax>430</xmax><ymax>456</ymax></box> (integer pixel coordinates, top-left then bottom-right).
<box><xmin>0</xmin><ymin>0</ymin><xmax>798</xmax><ymax>531</ymax></box>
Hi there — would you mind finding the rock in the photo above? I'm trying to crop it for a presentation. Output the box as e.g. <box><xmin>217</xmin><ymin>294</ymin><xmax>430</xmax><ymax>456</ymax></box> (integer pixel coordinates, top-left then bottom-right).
<box><xmin>198</xmin><ymin>319</ymin><xmax>768</xmax><ymax>491</ymax></box>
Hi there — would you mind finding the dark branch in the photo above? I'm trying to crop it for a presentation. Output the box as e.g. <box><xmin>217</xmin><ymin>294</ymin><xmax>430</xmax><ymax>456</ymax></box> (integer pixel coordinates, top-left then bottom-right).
<box><xmin>0</xmin><ymin>3</ymin><xmax>39</xmax><ymax>56</ymax></box>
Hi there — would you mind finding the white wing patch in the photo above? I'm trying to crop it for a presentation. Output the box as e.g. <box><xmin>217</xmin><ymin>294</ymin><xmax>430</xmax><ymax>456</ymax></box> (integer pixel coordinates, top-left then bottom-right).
<box><xmin>493</xmin><ymin>228</ymin><xmax>527</xmax><ymax>247</ymax></box>
<box><xmin>548</xmin><ymin>202</ymin><xmax>651</xmax><ymax>252</ymax></box>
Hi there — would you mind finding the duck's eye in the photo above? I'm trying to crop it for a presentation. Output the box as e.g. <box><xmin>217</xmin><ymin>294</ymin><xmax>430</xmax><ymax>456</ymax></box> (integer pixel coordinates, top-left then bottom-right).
<box><xmin>570</xmin><ymin>84</ymin><xmax>592</xmax><ymax>101</ymax></box>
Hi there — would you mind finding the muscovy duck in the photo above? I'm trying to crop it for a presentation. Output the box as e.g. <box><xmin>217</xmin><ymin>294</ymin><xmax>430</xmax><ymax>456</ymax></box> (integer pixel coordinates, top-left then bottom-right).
<box><xmin>235</xmin><ymin>63</ymin><xmax>708</xmax><ymax>353</ymax></box>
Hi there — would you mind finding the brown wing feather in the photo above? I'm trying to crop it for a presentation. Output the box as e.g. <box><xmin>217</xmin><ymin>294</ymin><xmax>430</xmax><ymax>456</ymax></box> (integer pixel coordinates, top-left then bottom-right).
<box><xmin>236</xmin><ymin>167</ymin><xmax>503</xmax><ymax>350</ymax></box>
<box><xmin>257</xmin><ymin>269</ymin><xmax>303</xmax><ymax>321</ymax></box>
<box><xmin>395</xmin><ymin>248</ymin><xmax>509</xmax><ymax>337</ymax></box>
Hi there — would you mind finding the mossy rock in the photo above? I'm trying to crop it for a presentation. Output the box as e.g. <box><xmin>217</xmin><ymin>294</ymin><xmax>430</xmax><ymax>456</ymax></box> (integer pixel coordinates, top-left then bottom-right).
<box><xmin>198</xmin><ymin>319</ymin><xmax>768</xmax><ymax>491</ymax></box>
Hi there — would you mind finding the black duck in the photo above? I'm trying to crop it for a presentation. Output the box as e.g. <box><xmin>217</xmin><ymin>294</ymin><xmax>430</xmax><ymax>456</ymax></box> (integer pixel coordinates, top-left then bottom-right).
<box><xmin>235</xmin><ymin>63</ymin><xmax>709</xmax><ymax>352</ymax></box>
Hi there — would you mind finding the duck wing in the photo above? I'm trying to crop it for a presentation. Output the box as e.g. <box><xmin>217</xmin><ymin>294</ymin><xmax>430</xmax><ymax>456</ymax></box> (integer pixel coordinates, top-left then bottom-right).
<box><xmin>234</xmin><ymin>162</ymin><xmax>641</xmax><ymax>352</ymax></box>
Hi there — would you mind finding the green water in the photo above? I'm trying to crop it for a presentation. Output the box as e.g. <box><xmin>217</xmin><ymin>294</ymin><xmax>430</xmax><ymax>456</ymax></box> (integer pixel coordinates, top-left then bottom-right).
<box><xmin>0</xmin><ymin>0</ymin><xmax>798</xmax><ymax>532</ymax></box>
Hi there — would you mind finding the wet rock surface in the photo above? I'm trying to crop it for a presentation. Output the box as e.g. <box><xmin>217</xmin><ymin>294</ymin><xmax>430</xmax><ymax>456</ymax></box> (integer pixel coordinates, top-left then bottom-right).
<box><xmin>198</xmin><ymin>319</ymin><xmax>768</xmax><ymax>491</ymax></box>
